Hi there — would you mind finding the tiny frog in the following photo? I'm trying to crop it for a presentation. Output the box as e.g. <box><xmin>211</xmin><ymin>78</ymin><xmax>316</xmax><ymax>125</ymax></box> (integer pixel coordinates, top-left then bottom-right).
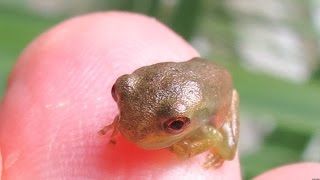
<box><xmin>99</xmin><ymin>57</ymin><xmax>239</xmax><ymax>168</ymax></box>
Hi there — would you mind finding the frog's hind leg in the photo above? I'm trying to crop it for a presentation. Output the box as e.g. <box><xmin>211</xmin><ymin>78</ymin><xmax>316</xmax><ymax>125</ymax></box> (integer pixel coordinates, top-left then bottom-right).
<box><xmin>205</xmin><ymin>90</ymin><xmax>240</xmax><ymax>168</ymax></box>
<box><xmin>220</xmin><ymin>90</ymin><xmax>239</xmax><ymax>159</ymax></box>
<box><xmin>98</xmin><ymin>115</ymin><xmax>120</xmax><ymax>144</ymax></box>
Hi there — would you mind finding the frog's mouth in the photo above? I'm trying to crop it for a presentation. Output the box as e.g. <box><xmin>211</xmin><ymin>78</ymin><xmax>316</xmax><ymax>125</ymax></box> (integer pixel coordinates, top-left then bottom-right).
<box><xmin>134</xmin><ymin>126</ymin><xmax>201</xmax><ymax>150</ymax></box>
<box><xmin>130</xmin><ymin>114</ymin><xmax>208</xmax><ymax>150</ymax></box>
<box><xmin>136</xmin><ymin>135</ymin><xmax>182</xmax><ymax>149</ymax></box>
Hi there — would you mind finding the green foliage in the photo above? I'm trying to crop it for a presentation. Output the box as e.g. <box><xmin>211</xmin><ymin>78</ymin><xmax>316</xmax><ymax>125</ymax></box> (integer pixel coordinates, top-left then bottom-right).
<box><xmin>0</xmin><ymin>8</ymin><xmax>57</xmax><ymax>95</ymax></box>
<box><xmin>226</xmin><ymin>63</ymin><xmax>320</xmax><ymax>179</ymax></box>
<box><xmin>170</xmin><ymin>0</ymin><xmax>203</xmax><ymax>40</ymax></box>
<box><xmin>242</xmin><ymin>144</ymin><xmax>301</xmax><ymax>179</ymax></box>
<box><xmin>228</xmin><ymin>63</ymin><xmax>320</xmax><ymax>134</ymax></box>
<box><xmin>0</xmin><ymin>2</ymin><xmax>319</xmax><ymax>179</ymax></box>
<box><xmin>242</xmin><ymin>127</ymin><xmax>310</xmax><ymax>178</ymax></box>
<box><xmin>313</xmin><ymin>66</ymin><xmax>320</xmax><ymax>81</ymax></box>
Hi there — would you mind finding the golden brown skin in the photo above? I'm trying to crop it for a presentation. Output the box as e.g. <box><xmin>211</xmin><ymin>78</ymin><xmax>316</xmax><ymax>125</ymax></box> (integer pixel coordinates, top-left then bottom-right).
<box><xmin>99</xmin><ymin>57</ymin><xmax>239</xmax><ymax>168</ymax></box>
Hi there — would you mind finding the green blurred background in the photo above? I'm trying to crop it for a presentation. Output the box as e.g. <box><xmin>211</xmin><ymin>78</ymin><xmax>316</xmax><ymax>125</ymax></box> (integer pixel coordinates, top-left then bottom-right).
<box><xmin>0</xmin><ymin>0</ymin><xmax>319</xmax><ymax>179</ymax></box>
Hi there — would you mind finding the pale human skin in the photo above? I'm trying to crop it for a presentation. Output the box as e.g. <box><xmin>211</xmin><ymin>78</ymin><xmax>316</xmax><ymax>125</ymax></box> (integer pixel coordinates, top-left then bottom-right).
<box><xmin>0</xmin><ymin>11</ymin><xmax>318</xmax><ymax>180</ymax></box>
<box><xmin>100</xmin><ymin>57</ymin><xmax>239</xmax><ymax>168</ymax></box>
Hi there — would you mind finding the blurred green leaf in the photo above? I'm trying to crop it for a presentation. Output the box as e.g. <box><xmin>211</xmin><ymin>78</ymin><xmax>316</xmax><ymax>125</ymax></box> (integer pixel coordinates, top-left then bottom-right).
<box><xmin>241</xmin><ymin>127</ymin><xmax>311</xmax><ymax>179</ymax></box>
<box><xmin>226</xmin><ymin>63</ymin><xmax>320</xmax><ymax>135</ymax></box>
<box><xmin>0</xmin><ymin>7</ymin><xmax>57</xmax><ymax>53</ymax></box>
<box><xmin>0</xmin><ymin>8</ymin><xmax>58</xmax><ymax>96</ymax></box>
<box><xmin>170</xmin><ymin>0</ymin><xmax>202</xmax><ymax>40</ymax></box>
<box><xmin>313</xmin><ymin>66</ymin><xmax>320</xmax><ymax>81</ymax></box>
<box><xmin>241</xmin><ymin>144</ymin><xmax>301</xmax><ymax>179</ymax></box>
<box><xmin>265</xmin><ymin>127</ymin><xmax>310</xmax><ymax>152</ymax></box>
<box><xmin>1</xmin><ymin>4</ymin><xmax>320</xmax><ymax>180</ymax></box>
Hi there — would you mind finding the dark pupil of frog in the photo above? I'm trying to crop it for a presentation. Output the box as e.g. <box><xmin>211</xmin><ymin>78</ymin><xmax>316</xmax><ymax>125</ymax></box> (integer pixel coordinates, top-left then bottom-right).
<box><xmin>169</xmin><ymin>120</ymin><xmax>185</xmax><ymax>130</ymax></box>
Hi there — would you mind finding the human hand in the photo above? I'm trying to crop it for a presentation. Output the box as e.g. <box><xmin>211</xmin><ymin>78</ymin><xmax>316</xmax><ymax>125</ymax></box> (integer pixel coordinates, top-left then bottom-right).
<box><xmin>0</xmin><ymin>12</ymin><xmax>319</xmax><ymax>180</ymax></box>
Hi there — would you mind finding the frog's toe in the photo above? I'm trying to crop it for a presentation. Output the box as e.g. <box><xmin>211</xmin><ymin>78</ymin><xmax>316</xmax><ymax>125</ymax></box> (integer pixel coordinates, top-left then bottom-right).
<box><xmin>109</xmin><ymin>138</ymin><xmax>117</xmax><ymax>145</ymax></box>
<box><xmin>168</xmin><ymin>145</ymin><xmax>192</xmax><ymax>160</ymax></box>
<box><xmin>98</xmin><ymin>124</ymin><xmax>113</xmax><ymax>135</ymax></box>
<box><xmin>203</xmin><ymin>153</ymin><xmax>225</xmax><ymax>169</ymax></box>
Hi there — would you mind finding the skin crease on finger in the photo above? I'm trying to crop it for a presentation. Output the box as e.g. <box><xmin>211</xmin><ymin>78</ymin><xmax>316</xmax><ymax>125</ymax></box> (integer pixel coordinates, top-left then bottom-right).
<box><xmin>0</xmin><ymin>12</ymin><xmax>241</xmax><ymax>180</ymax></box>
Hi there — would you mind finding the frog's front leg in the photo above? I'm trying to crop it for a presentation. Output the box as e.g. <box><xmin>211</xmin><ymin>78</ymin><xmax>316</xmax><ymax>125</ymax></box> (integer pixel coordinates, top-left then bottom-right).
<box><xmin>205</xmin><ymin>90</ymin><xmax>239</xmax><ymax>168</ymax></box>
<box><xmin>168</xmin><ymin>90</ymin><xmax>239</xmax><ymax>168</ymax></box>
<box><xmin>98</xmin><ymin>115</ymin><xmax>120</xmax><ymax>144</ymax></box>
<box><xmin>167</xmin><ymin>124</ymin><xmax>224</xmax><ymax>160</ymax></box>
<box><xmin>167</xmin><ymin>129</ymin><xmax>223</xmax><ymax>160</ymax></box>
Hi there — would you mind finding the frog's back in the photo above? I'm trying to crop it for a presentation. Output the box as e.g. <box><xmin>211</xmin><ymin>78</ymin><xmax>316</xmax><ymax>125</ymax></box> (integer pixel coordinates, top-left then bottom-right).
<box><xmin>131</xmin><ymin>57</ymin><xmax>233</xmax><ymax>128</ymax></box>
<box><xmin>183</xmin><ymin>58</ymin><xmax>234</xmax><ymax>127</ymax></box>
<box><xmin>134</xmin><ymin>57</ymin><xmax>233</xmax><ymax>98</ymax></box>
<box><xmin>133</xmin><ymin>57</ymin><xmax>231</xmax><ymax>86</ymax></box>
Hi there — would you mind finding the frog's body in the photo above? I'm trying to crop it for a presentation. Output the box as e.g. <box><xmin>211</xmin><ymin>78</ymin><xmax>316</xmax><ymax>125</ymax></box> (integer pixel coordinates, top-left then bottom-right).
<box><xmin>100</xmin><ymin>57</ymin><xmax>239</xmax><ymax>168</ymax></box>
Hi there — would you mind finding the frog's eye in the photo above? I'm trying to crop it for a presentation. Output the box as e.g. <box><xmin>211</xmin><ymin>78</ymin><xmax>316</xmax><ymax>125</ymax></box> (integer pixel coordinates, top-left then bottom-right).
<box><xmin>163</xmin><ymin>116</ymin><xmax>190</xmax><ymax>134</ymax></box>
<box><xmin>111</xmin><ymin>84</ymin><xmax>117</xmax><ymax>101</ymax></box>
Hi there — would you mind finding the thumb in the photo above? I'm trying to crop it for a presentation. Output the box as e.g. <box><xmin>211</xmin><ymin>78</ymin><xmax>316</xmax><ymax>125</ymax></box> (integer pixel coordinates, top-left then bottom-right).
<box><xmin>0</xmin><ymin>12</ymin><xmax>241</xmax><ymax>180</ymax></box>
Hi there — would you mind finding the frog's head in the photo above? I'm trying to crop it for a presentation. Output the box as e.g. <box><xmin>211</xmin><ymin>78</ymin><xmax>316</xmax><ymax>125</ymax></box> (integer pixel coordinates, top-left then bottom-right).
<box><xmin>111</xmin><ymin>68</ymin><xmax>212</xmax><ymax>149</ymax></box>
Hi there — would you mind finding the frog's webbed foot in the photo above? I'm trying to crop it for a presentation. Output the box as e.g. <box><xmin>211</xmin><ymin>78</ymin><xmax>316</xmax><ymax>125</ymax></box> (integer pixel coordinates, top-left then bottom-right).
<box><xmin>98</xmin><ymin>115</ymin><xmax>119</xmax><ymax>145</ymax></box>
<box><xmin>204</xmin><ymin>153</ymin><xmax>224</xmax><ymax>169</ymax></box>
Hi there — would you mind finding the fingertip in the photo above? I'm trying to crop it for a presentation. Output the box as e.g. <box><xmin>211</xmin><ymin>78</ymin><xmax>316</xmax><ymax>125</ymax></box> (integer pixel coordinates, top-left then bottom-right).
<box><xmin>0</xmin><ymin>147</ymin><xmax>2</xmax><ymax>179</ymax></box>
<box><xmin>16</xmin><ymin>11</ymin><xmax>198</xmax><ymax>72</ymax></box>
<box><xmin>0</xmin><ymin>11</ymin><xmax>240</xmax><ymax>179</ymax></box>
<box><xmin>254</xmin><ymin>163</ymin><xmax>320</xmax><ymax>180</ymax></box>
<box><xmin>100</xmin><ymin>135</ymin><xmax>241</xmax><ymax>179</ymax></box>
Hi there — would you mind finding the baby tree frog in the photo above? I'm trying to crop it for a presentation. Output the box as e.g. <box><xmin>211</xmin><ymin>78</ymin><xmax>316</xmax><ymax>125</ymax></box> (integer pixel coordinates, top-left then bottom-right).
<box><xmin>99</xmin><ymin>57</ymin><xmax>239</xmax><ymax>168</ymax></box>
